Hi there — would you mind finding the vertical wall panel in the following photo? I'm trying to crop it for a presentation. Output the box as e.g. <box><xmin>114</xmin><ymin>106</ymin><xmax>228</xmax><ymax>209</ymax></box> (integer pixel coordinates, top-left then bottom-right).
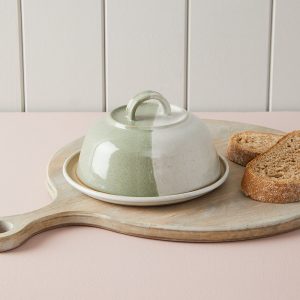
<box><xmin>0</xmin><ymin>0</ymin><xmax>23</xmax><ymax>111</ymax></box>
<box><xmin>188</xmin><ymin>0</ymin><xmax>271</xmax><ymax>111</ymax></box>
<box><xmin>105</xmin><ymin>0</ymin><xmax>186</xmax><ymax>111</ymax></box>
<box><xmin>271</xmin><ymin>0</ymin><xmax>300</xmax><ymax>111</ymax></box>
<box><xmin>22</xmin><ymin>0</ymin><xmax>104</xmax><ymax>111</ymax></box>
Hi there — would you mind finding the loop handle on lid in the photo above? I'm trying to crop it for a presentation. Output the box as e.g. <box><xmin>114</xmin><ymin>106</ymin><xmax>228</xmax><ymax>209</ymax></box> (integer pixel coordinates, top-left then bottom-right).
<box><xmin>126</xmin><ymin>91</ymin><xmax>171</xmax><ymax>121</ymax></box>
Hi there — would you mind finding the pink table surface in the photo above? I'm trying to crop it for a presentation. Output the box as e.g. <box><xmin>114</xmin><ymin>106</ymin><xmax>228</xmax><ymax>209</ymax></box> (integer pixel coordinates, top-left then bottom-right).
<box><xmin>0</xmin><ymin>112</ymin><xmax>299</xmax><ymax>300</ymax></box>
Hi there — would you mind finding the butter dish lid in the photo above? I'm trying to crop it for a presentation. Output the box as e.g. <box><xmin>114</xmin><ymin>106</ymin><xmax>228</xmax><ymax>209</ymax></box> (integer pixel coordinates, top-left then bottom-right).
<box><xmin>110</xmin><ymin>91</ymin><xmax>188</xmax><ymax>130</ymax></box>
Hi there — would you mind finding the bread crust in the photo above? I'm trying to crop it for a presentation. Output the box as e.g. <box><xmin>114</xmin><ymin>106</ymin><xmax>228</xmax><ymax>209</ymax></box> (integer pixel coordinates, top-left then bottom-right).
<box><xmin>242</xmin><ymin>167</ymin><xmax>300</xmax><ymax>203</ymax></box>
<box><xmin>227</xmin><ymin>131</ymin><xmax>282</xmax><ymax>167</ymax></box>
<box><xmin>241</xmin><ymin>131</ymin><xmax>300</xmax><ymax>203</ymax></box>
<box><xmin>227</xmin><ymin>137</ymin><xmax>258</xmax><ymax>167</ymax></box>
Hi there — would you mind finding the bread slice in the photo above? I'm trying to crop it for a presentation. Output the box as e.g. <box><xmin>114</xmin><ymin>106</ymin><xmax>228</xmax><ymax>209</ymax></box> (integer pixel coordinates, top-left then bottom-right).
<box><xmin>241</xmin><ymin>131</ymin><xmax>300</xmax><ymax>203</ymax></box>
<box><xmin>227</xmin><ymin>131</ymin><xmax>283</xmax><ymax>166</ymax></box>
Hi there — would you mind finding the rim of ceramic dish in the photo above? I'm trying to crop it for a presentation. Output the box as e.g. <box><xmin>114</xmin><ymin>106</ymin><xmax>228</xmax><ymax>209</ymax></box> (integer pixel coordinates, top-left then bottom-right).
<box><xmin>62</xmin><ymin>151</ymin><xmax>229</xmax><ymax>206</ymax></box>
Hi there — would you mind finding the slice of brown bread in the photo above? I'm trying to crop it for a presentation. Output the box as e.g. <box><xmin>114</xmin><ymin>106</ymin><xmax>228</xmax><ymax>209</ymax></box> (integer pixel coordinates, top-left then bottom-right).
<box><xmin>227</xmin><ymin>131</ymin><xmax>283</xmax><ymax>166</ymax></box>
<box><xmin>241</xmin><ymin>131</ymin><xmax>300</xmax><ymax>203</ymax></box>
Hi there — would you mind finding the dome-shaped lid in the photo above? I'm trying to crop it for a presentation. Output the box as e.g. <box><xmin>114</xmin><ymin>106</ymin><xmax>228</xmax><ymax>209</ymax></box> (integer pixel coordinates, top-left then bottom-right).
<box><xmin>75</xmin><ymin>90</ymin><xmax>223</xmax><ymax>199</ymax></box>
<box><xmin>110</xmin><ymin>91</ymin><xmax>188</xmax><ymax>130</ymax></box>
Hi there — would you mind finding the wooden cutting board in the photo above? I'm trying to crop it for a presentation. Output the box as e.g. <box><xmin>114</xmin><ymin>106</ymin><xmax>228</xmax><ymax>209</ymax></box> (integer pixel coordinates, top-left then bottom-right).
<box><xmin>0</xmin><ymin>119</ymin><xmax>299</xmax><ymax>252</ymax></box>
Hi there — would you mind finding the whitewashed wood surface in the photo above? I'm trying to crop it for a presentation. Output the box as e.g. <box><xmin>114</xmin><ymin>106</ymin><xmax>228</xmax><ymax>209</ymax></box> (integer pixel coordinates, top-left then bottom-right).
<box><xmin>188</xmin><ymin>0</ymin><xmax>271</xmax><ymax>111</ymax></box>
<box><xmin>0</xmin><ymin>0</ymin><xmax>23</xmax><ymax>111</ymax></box>
<box><xmin>0</xmin><ymin>0</ymin><xmax>299</xmax><ymax>112</ymax></box>
<box><xmin>105</xmin><ymin>0</ymin><xmax>186</xmax><ymax>111</ymax></box>
<box><xmin>270</xmin><ymin>0</ymin><xmax>300</xmax><ymax>111</ymax></box>
<box><xmin>22</xmin><ymin>0</ymin><xmax>104</xmax><ymax>111</ymax></box>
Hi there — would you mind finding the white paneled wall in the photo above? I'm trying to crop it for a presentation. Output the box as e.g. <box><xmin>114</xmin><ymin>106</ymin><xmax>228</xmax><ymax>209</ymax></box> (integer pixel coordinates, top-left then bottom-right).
<box><xmin>105</xmin><ymin>0</ymin><xmax>186</xmax><ymax>111</ymax></box>
<box><xmin>0</xmin><ymin>0</ymin><xmax>299</xmax><ymax>112</ymax></box>
<box><xmin>270</xmin><ymin>0</ymin><xmax>300</xmax><ymax>111</ymax></box>
<box><xmin>0</xmin><ymin>0</ymin><xmax>23</xmax><ymax>111</ymax></box>
<box><xmin>22</xmin><ymin>0</ymin><xmax>104</xmax><ymax>111</ymax></box>
<box><xmin>188</xmin><ymin>0</ymin><xmax>271</xmax><ymax>111</ymax></box>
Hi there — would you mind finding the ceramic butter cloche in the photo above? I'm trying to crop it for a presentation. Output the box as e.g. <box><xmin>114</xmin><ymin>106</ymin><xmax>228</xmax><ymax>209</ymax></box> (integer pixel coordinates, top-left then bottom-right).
<box><xmin>77</xmin><ymin>90</ymin><xmax>221</xmax><ymax>197</ymax></box>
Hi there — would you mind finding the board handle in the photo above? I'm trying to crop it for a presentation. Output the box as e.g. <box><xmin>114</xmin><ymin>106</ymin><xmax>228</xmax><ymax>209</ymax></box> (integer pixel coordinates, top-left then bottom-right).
<box><xmin>0</xmin><ymin>200</ymin><xmax>78</xmax><ymax>252</ymax></box>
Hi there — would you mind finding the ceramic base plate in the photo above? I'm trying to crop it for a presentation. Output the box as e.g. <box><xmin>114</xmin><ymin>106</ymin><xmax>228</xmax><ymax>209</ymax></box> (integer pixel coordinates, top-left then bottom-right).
<box><xmin>63</xmin><ymin>151</ymin><xmax>229</xmax><ymax>206</ymax></box>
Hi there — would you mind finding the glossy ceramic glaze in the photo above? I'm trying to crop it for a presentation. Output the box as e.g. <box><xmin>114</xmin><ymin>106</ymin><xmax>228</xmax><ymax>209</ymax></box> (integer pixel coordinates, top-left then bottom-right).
<box><xmin>77</xmin><ymin>91</ymin><xmax>221</xmax><ymax>197</ymax></box>
<box><xmin>65</xmin><ymin>152</ymin><xmax>228</xmax><ymax>206</ymax></box>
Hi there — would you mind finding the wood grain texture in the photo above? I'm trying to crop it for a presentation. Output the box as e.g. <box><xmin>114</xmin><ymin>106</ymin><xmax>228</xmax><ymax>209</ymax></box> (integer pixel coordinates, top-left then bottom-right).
<box><xmin>188</xmin><ymin>0</ymin><xmax>271</xmax><ymax>111</ymax></box>
<box><xmin>2</xmin><ymin>119</ymin><xmax>300</xmax><ymax>252</ymax></box>
<box><xmin>105</xmin><ymin>0</ymin><xmax>186</xmax><ymax>111</ymax></box>
<box><xmin>0</xmin><ymin>0</ymin><xmax>23</xmax><ymax>111</ymax></box>
<box><xmin>270</xmin><ymin>0</ymin><xmax>300</xmax><ymax>111</ymax></box>
<box><xmin>22</xmin><ymin>0</ymin><xmax>104</xmax><ymax>111</ymax></box>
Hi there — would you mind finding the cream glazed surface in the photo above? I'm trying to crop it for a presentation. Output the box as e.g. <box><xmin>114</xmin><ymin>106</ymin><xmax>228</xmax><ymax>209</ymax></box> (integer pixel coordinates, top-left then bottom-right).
<box><xmin>151</xmin><ymin>114</ymin><xmax>221</xmax><ymax>195</ymax></box>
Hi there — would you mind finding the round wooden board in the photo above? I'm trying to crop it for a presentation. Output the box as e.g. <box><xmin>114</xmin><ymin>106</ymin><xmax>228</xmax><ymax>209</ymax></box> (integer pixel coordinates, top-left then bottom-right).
<box><xmin>0</xmin><ymin>119</ymin><xmax>299</xmax><ymax>251</ymax></box>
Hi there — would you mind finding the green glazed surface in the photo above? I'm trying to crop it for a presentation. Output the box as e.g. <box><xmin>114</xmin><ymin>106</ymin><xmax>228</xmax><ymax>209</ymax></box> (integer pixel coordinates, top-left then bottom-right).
<box><xmin>77</xmin><ymin>102</ymin><xmax>160</xmax><ymax>196</ymax></box>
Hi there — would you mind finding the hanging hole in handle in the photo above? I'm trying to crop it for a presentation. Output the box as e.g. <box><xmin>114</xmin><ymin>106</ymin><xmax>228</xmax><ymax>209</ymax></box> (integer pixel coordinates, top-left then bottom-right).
<box><xmin>0</xmin><ymin>220</ymin><xmax>13</xmax><ymax>233</ymax></box>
